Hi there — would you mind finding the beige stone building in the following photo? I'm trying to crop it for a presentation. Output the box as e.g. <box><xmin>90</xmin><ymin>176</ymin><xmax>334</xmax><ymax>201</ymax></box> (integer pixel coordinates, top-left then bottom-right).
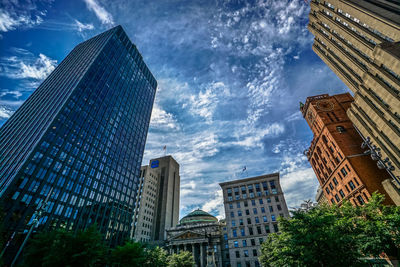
<box><xmin>307</xmin><ymin>0</ymin><xmax>400</xmax><ymax>204</ymax></box>
<box><xmin>131</xmin><ymin>155</ymin><xmax>180</xmax><ymax>243</ymax></box>
<box><xmin>132</xmin><ymin>165</ymin><xmax>159</xmax><ymax>242</ymax></box>
<box><xmin>220</xmin><ymin>173</ymin><xmax>290</xmax><ymax>267</ymax></box>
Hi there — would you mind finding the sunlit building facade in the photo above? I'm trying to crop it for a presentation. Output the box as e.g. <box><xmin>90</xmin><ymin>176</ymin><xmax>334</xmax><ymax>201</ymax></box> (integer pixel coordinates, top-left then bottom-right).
<box><xmin>307</xmin><ymin>0</ymin><xmax>400</xmax><ymax>204</ymax></box>
<box><xmin>132</xmin><ymin>155</ymin><xmax>180</xmax><ymax>244</ymax></box>
<box><xmin>301</xmin><ymin>93</ymin><xmax>394</xmax><ymax>206</ymax></box>
<box><xmin>220</xmin><ymin>174</ymin><xmax>290</xmax><ymax>267</ymax></box>
<box><xmin>0</xmin><ymin>25</ymin><xmax>157</xmax><ymax>254</ymax></box>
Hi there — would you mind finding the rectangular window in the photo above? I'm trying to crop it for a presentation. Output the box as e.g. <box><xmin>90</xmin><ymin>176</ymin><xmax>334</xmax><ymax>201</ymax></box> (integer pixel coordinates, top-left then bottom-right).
<box><xmin>253</xmin><ymin>208</ymin><xmax>258</xmax><ymax>214</ymax></box>
<box><xmin>265</xmin><ymin>225</ymin><xmax>270</xmax><ymax>233</ymax></box>
<box><xmin>233</xmin><ymin>229</ymin><xmax>237</xmax><ymax>237</ymax></box>
<box><xmin>244</xmin><ymin>250</ymin><xmax>249</xmax><ymax>257</ymax></box>
<box><xmin>235</xmin><ymin>251</ymin><xmax>240</xmax><ymax>258</ymax></box>
<box><xmin>241</xmin><ymin>228</ymin><xmax>245</xmax><ymax>236</ymax></box>
<box><xmin>261</xmin><ymin>207</ymin><xmax>265</xmax><ymax>213</ymax></box>
<box><xmin>255</xmin><ymin>217</ymin><xmax>259</xmax><ymax>223</ymax></box>
<box><xmin>349</xmin><ymin>181</ymin><xmax>356</xmax><ymax>190</ymax></box>
<box><xmin>253</xmin><ymin>249</ymin><xmax>257</xmax><ymax>256</ymax></box>
<box><xmin>242</xmin><ymin>240</ymin><xmax>247</xmax><ymax>247</ymax></box>
<box><xmin>271</xmin><ymin>215</ymin><xmax>276</xmax><ymax>222</ymax></box>
<box><xmin>259</xmin><ymin>199</ymin><xmax>263</xmax><ymax>204</ymax></box>
<box><xmin>333</xmin><ymin>177</ymin><xmax>338</xmax><ymax>185</ymax></box>
<box><xmin>273</xmin><ymin>224</ymin><xmax>279</xmax><ymax>233</ymax></box>
<box><xmin>341</xmin><ymin>167</ymin><xmax>348</xmax><ymax>177</ymax></box>
<box><xmin>232</xmin><ymin>220</ymin><xmax>236</xmax><ymax>227</ymax></box>
<box><xmin>234</xmin><ymin>241</ymin><xmax>239</xmax><ymax>248</ymax></box>
<box><xmin>263</xmin><ymin>216</ymin><xmax>267</xmax><ymax>222</ymax></box>
<box><xmin>339</xmin><ymin>189</ymin><xmax>345</xmax><ymax>198</ymax></box>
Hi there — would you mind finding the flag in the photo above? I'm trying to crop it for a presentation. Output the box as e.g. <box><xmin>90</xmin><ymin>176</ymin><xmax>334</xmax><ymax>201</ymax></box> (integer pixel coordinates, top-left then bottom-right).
<box><xmin>163</xmin><ymin>145</ymin><xmax>166</xmax><ymax>150</ymax></box>
<box><xmin>242</xmin><ymin>166</ymin><xmax>246</xmax><ymax>172</ymax></box>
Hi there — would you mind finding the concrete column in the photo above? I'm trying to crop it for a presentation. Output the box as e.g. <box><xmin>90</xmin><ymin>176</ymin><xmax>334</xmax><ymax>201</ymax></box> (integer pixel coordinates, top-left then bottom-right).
<box><xmin>191</xmin><ymin>243</ymin><xmax>196</xmax><ymax>266</ymax></box>
<box><xmin>200</xmin><ymin>243</ymin><xmax>204</xmax><ymax>267</ymax></box>
<box><xmin>382</xmin><ymin>179</ymin><xmax>400</xmax><ymax>206</ymax></box>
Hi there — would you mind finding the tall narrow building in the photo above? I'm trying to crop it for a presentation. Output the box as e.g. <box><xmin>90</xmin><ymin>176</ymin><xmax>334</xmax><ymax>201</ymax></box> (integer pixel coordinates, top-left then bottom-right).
<box><xmin>220</xmin><ymin>173</ymin><xmax>290</xmax><ymax>267</ymax></box>
<box><xmin>132</xmin><ymin>155</ymin><xmax>180</xmax><ymax>244</ymax></box>
<box><xmin>301</xmin><ymin>93</ymin><xmax>394</xmax><ymax>206</ymax></box>
<box><xmin>307</xmin><ymin>0</ymin><xmax>400</xmax><ymax>203</ymax></box>
<box><xmin>0</xmin><ymin>25</ymin><xmax>157</xmax><ymax>253</ymax></box>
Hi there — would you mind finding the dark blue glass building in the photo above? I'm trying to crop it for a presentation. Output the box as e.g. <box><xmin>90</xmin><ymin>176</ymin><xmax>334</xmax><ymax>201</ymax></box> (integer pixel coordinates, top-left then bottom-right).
<box><xmin>0</xmin><ymin>26</ymin><xmax>157</xmax><ymax>247</ymax></box>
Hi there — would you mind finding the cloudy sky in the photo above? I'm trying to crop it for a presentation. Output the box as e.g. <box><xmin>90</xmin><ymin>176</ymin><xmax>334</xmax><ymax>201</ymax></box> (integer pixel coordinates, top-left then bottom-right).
<box><xmin>0</xmin><ymin>0</ymin><xmax>348</xmax><ymax>219</ymax></box>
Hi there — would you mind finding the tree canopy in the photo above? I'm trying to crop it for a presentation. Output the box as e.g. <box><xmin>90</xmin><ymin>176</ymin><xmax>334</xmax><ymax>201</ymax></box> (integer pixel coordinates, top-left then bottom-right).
<box><xmin>259</xmin><ymin>193</ymin><xmax>400</xmax><ymax>267</ymax></box>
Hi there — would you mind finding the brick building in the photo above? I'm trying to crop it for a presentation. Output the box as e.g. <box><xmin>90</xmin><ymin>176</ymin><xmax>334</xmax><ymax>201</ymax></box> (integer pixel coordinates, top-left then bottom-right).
<box><xmin>301</xmin><ymin>93</ymin><xmax>394</xmax><ymax>206</ymax></box>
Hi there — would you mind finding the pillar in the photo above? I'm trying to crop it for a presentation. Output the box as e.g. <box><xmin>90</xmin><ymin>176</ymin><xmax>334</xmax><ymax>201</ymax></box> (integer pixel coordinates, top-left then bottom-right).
<box><xmin>200</xmin><ymin>243</ymin><xmax>204</xmax><ymax>267</ymax></box>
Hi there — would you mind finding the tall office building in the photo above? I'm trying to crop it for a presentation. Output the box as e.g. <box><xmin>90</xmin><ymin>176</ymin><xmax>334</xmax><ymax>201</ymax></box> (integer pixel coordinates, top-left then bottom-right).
<box><xmin>301</xmin><ymin>93</ymin><xmax>394</xmax><ymax>206</ymax></box>
<box><xmin>132</xmin><ymin>155</ymin><xmax>180</xmax><ymax>243</ymax></box>
<box><xmin>132</xmin><ymin>165</ymin><xmax>159</xmax><ymax>242</ymax></box>
<box><xmin>0</xmin><ymin>25</ymin><xmax>157</xmax><ymax>252</ymax></box>
<box><xmin>220</xmin><ymin>173</ymin><xmax>290</xmax><ymax>267</ymax></box>
<box><xmin>307</xmin><ymin>0</ymin><xmax>400</xmax><ymax>203</ymax></box>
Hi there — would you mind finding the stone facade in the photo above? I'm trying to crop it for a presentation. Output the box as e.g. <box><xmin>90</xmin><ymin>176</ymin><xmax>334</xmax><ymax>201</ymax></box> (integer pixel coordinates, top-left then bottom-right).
<box><xmin>301</xmin><ymin>93</ymin><xmax>394</xmax><ymax>206</ymax></box>
<box><xmin>165</xmin><ymin>210</ymin><xmax>229</xmax><ymax>267</ymax></box>
<box><xmin>220</xmin><ymin>174</ymin><xmax>290</xmax><ymax>267</ymax></box>
<box><xmin>132</xmin><ymin>166</ymin><xmax>159</xmax><ymax>242</ymax></box>
<box><xmin>307</xmin><ymin>0</ymin><xmax>400</xmax><ymax>204</ymax></box>
<box><xmin>132</xmin><ymin>155</ymin><xmax>180</xmax><ymax>243</ymax></box>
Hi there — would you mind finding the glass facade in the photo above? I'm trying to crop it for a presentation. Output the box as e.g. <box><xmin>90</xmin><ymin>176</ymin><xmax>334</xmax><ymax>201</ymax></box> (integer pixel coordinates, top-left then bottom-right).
<box><xmin>0</xmin><ymin>26</ymin><xmax>157</xmax><ymax>247</ymax></box>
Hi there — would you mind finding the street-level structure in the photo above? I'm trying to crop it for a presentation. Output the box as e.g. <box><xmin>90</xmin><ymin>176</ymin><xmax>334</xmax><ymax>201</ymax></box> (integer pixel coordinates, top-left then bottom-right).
<box><xmin>301</xmin><ymin>93</ymin><xmax>394</xmax><ymax>206</ymax></box>
<box><xmin>0</xmin><ymin>25</ymin><xmax>157</xmax><ymax>261</ymax></box>
<box><xmin>307</xmin><ymin>0</ymin><xmax>400</xmax><ymax>204</ymax></box>
<box><xmin>132</xmin><ymin>155</ymin><xmax>180</xmax><ymax>244</ymax></box>
<box><xmin>220</xmin><ymin>173</ymin><xmax>290</xmax><ymax>267</ymax></box>
<box><xmin>165</xmin><ymin>209</ymin><xmax>229</xmax><ymax>267</ymax></box>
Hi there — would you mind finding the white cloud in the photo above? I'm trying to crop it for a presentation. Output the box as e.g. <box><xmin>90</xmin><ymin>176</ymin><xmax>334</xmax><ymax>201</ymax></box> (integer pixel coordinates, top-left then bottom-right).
<box><xmin>150</xmin><ymin>103</ymin><xmax>180</xmax><ymax>130</ymax></box>
<box><xmin>186</xmin><ymin>81</ymin><xmax>231</xmax><ymax>123</ymax></box>
<box><xmin>201</xmin><ymin>189</ymin><xmax>225</xmax><ymax>220</ymax></box>
<box><xmin>234</xmin><ymin>122</ymin><xmax>285</xmax><ymax>148</ymax></box>
<box><xmin>0</xmin><ymin>106</ymin><xmax>14</xmax><ymax>119</ymax></box>
<box><xmin>0</xmin><ymin>10</ymin><xmax>44</xmax><ymax>32</ymax></box>
<box><xmin>74</xmin><ymin>19</ymin><xmax>94</xmax><ymax>32</ymax></box>
<box><xmin>83</xmin><ymin>0</ymin><xmax>114</xmax><ymax>26</ymax></box>
<box><xmin>281</xmin><ymin>167</ymin><xmax>319</xmax><ymax>208</ymax></box>
<box><xmin>0</xmin><ymin>50</ymin><xmax>57</xmax><ymax>80</ymax></box>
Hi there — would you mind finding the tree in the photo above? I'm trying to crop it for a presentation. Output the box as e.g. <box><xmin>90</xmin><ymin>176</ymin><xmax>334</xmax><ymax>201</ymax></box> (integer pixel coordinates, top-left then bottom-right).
<box><xmin>144</xmin><ymin>246</ymin><xmax>168</xmax><ymax>267</ymax></box>
<box><xmin>110</xmin><ymin>241</ymin><xmax>146</xmax><ymax>267</ymax></box>
<box><xmin>24</xmin><ymin>225</ymin><xmax>107</xmax><ymax>267</ymax></box>
<box><xmin>167</xmin><ymin>251</ymin><xmax>194</xmax><ymax>267</ymax></box>
<box><xmin>259</xmin><ymin>193</ymin><xmax>400</xmax><ymax>267</ymax></box>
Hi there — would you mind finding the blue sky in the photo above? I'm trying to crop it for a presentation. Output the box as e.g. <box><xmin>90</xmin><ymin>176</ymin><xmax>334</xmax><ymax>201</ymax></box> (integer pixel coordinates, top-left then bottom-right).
<box><xmin>0</xmin><ymin>0</ymin><xmax>348</xmax><ymax>219</ymax></box>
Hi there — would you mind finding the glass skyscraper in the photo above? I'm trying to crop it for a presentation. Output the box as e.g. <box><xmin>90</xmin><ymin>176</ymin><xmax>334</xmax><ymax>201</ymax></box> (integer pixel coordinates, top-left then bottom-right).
<box><xmin>0</xmin><ymin>25</ymin><xmax>157</xmax><ymax>248</ymax></box>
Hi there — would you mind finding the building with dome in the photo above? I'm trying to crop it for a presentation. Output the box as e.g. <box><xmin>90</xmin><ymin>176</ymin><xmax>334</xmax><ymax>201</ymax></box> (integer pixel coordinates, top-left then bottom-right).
<box><xmin>166</xmin><ymin>209</ymin><xmax>230</xmax><ymax>267</ymax></box>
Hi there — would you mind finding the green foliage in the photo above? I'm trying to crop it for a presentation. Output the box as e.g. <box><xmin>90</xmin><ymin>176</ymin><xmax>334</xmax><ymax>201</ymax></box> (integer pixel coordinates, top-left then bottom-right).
<box><xmin>144</xmin><ymin>246</ymin><xmax>168</xmax><ymax>267</ymax></box>
<box><xmin>24</xmin><ymin>225</ymin><xmax>107</xmax><ymax>267</ymax></box>
<box><xmin>167</xmin><ymin>251</ymin><xmax>195</xmax><ymax>267</ymax></box>
<box><xmin>259</xmin><ymin>193</ymin><xmax>400</xmax><ymax>267</ymax></box>
<box><xmin>110</xmin><ymin>241</ymin><xmax>146</xmax><ymax>267</ymax></box>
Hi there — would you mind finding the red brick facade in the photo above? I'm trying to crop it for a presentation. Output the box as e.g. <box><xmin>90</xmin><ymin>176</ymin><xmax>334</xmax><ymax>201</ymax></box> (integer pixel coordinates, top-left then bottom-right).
<box><xmin>301</xmin><ymin>93</ymin><xmax>393</xmax><ymax>206</ymax></box>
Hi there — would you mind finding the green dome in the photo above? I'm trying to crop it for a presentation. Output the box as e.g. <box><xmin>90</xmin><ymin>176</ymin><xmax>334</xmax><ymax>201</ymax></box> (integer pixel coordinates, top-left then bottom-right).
<box><xmin>179</xmin><ymin>209</ymin><xmax>218</xmax><ymax>225</ymax></box>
